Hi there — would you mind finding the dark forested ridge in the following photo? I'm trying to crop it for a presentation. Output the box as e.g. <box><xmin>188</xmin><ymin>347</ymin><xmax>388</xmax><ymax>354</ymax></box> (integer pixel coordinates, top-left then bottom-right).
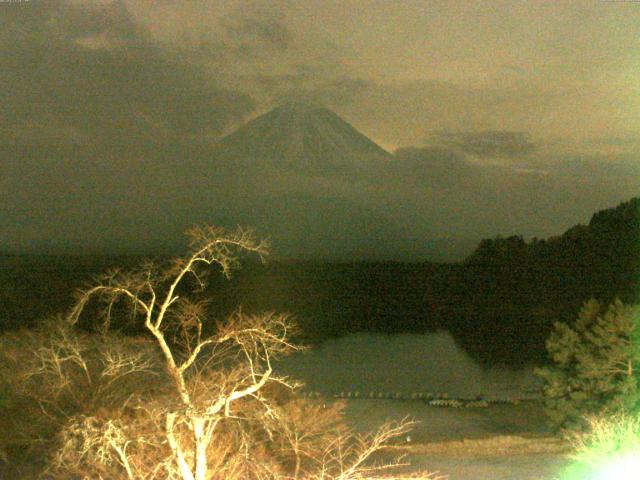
<box><xmin>437</xmin><ymin>197</ymin><xmax>640</xmax><ymax>364</ymax></box>
<box><xmin>1</xmin><ymin>197</ymin><xmax>638</xmax><ymax>366</ymax></box>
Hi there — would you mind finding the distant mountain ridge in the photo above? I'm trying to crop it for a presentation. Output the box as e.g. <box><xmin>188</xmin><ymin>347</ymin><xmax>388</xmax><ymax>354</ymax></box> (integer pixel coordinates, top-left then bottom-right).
<box><xmin>4</xmin><ymin>97</ymin><xmax>635</xmax><ymax>263</ymax></box>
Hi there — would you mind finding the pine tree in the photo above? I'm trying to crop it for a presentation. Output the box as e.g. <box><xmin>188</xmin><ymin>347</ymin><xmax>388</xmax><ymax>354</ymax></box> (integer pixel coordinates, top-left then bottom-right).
<box><xmin>535</xmin><ymin>299</ymin><xmax>640</xmax><ymax>431</ymax></box>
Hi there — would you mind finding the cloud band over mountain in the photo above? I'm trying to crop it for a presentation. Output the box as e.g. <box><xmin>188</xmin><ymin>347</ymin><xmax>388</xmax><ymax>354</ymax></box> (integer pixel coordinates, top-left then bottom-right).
<box><xmin>1</xmin><ymin>1</ymin><xmax>638</xmax><ymax>259</ymax></box>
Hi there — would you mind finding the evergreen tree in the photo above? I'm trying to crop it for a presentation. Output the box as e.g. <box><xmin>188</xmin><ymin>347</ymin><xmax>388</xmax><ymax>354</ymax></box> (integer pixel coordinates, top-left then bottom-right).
<box><xmin>535</xmin><ymin>299</ymin><xmax>640</xmax><ymax>431</ymax></box>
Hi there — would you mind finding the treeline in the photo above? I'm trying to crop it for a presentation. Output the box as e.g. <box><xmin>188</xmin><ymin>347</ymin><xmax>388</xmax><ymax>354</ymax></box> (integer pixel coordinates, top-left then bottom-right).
<box><xmin>1</xmin><ymin>198</ymin><xmax>638</xmax><ymax>366</ymax></box>
<box><xmin>434</xmin><ymin>197</ymin><xmax>640</xmax><ymax>364</ymax></box>
<box><xmin>202</xmin><ymin>261</ymin><xmax>447</xmax><ymax>340</ymax></box>
<box><xmin>205</xmin><ymin>198</ymin><xmax>639</xmax><ymax>365</ymax></box>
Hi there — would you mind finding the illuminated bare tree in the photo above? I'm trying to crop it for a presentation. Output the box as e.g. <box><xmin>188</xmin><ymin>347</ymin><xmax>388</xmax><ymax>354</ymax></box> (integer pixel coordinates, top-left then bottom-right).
<box><xmin>45</xmin><ymin>225</ymin><xmax>438</xmax><ymax>480</ymax></box>
<box><xmin>65</xmin><ymin>226</ymin><xmax>297</xmax><ymax>479</ymax></box>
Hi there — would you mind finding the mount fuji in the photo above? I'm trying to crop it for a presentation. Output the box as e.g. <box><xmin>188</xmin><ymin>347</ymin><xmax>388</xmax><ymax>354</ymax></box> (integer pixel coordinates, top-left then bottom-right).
<box><xmin>202</xmin><ymin>102</ymin><xmax>422</xmax><ymax>259</ymax></box>
<box><xmin>214</xmin><ymin>102</ymin><xmax>393</xmax><ymax>177</ymax></box>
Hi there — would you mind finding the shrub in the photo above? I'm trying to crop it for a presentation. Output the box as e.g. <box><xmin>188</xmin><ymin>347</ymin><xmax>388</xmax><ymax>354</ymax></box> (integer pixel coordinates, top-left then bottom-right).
<box><xmin>535</xmin><ymin>299</ymin><xmax>640</xmax><ymax>431</ymax></box>
<box><xmin>0</xmin><ymin>321</ymin><xmax>164</xmax><ymax>478</ymax></box>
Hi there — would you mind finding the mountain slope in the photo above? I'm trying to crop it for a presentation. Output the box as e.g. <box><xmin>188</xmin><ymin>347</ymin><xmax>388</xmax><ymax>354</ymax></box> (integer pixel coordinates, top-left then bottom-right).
<box><xmin>201</xmin><ymin>102</ymin><xmax>418</xmax><ymax>259</ymax></box>
<box><xmin>215</xmin><ymin>102</ymin><xmax>393</xmax><ymax>175</ymax></box>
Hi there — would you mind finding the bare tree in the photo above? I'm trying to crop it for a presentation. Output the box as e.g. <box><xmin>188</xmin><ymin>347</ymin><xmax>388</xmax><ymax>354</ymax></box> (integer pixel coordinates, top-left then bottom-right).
<box><xmin>0</xmin><ymin>316</ymin><xmax>165</xmax><ymax>476</ymax></box>
<box><xmin>30</xmin><ymin>225</ymin><xmax>441</xmax><ymax>480</ymax></box>
<box><xmin>65</xmin><ymin>226</ymin><xmax>294</xmax><ymax>479</ymax></box>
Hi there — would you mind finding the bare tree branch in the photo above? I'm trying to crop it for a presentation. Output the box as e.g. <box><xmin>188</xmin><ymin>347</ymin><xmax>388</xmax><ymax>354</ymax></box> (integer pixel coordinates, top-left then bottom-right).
<box><xmin>19</xmin><ymin>225</ymin><xmax>441</xmax><ymax>480</ymax></box>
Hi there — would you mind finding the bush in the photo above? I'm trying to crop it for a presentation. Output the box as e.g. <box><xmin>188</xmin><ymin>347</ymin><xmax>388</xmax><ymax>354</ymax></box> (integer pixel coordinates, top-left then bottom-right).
<box><xmin>0</xmin><ymin>321</ymin><xmax>165</xmax><ymax>478</ymax></box>
<box><xmin>535</xmin><ymin>299</ymin><xmax>640</xmax><ymax>431</ymax></box>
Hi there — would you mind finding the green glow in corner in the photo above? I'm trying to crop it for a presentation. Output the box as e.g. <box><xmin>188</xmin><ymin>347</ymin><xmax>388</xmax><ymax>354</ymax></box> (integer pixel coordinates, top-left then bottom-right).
<box><xmin>559</xmin><ymin>413</ymin><xmax>640</xmax><ymax>480</ymax></box>
<box><xmin>591</xmin><ymin>454</ymin><xmax>640</xmax><ymax>479</ymax></box>
<box><xmin>561</xmin><ymin>452</ymin><xmax>640</xmax><ymax>480</ymax></box>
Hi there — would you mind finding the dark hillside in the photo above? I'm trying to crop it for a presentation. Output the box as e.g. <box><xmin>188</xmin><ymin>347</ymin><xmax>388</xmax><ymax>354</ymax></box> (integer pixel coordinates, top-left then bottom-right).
<box><xmin>433</xmin><ymin>197</ymin><xmax>640</xmax><ymax>364</ymax></box>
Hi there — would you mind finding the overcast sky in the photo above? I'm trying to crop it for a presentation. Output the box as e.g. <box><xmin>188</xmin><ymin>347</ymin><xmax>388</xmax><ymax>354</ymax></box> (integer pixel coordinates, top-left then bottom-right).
<box><xmin>121</xmin><ymin>0</ymin><xmax>640</xmax><ymax>149</ymax></box>
<box><xmin>1</xmin><ymin>0</ymin><xmax>639</xmax><ymax>258</ymax></box>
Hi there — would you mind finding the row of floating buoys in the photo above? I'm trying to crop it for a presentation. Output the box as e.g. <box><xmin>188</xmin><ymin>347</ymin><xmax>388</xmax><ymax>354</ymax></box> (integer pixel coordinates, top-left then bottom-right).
<box><xmin>297</xmin><ymin>390</ymin><xmax>527</xmax><ymax>407</ymax></box>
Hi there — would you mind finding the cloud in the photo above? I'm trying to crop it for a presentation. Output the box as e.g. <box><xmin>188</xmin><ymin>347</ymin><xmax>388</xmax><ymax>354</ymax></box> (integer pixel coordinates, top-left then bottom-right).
<box><xmin>391</xmin><ymin>146</ymin><xmax>477</xmax><ymax>188</ymax></box>
<box><xmin>221</xmin><ymin>12</ymin><xmax>292</xmax><ymax>52</ymax></box>
<box><xmin>74</xmin><ymin>31</ymin><xmax>126</xmax><ymax>50</ymax></box>
<box><xmin>380</xmin><ymin>144</ymin><xmax>639</xmax><ymax>242</ymax></box>
<box><xmin>2</xmin><ymin>1</ymin><xmax>638</xmax><ymax>258</ymax></box>
<box><xmin>432</xmin><ymin>131</ymin><xmax>536</xmax><ymax>158</ymax></box>
<box><xmin>55</xmin><ymin>0</ymin><xmax>637</xmax><ymax>152</ymax></box>
<box><xmin>123</xmin><ymin>0</ymin><xmax>353</xmax><ymax>110</ymax></box>
<box><xmin>312</xmin><ymin>77</ymin><xmax>375</xmax><ymax>106</ymax></box>
<box><xmin>0</xmin><ymin>1</ymin><xmax>255</xmax><ymax>145</ymax></box>
<box><xmin>310</xmin><ymin>78</ymin><xmax>548</xmax><ymax>150</ymax></box>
